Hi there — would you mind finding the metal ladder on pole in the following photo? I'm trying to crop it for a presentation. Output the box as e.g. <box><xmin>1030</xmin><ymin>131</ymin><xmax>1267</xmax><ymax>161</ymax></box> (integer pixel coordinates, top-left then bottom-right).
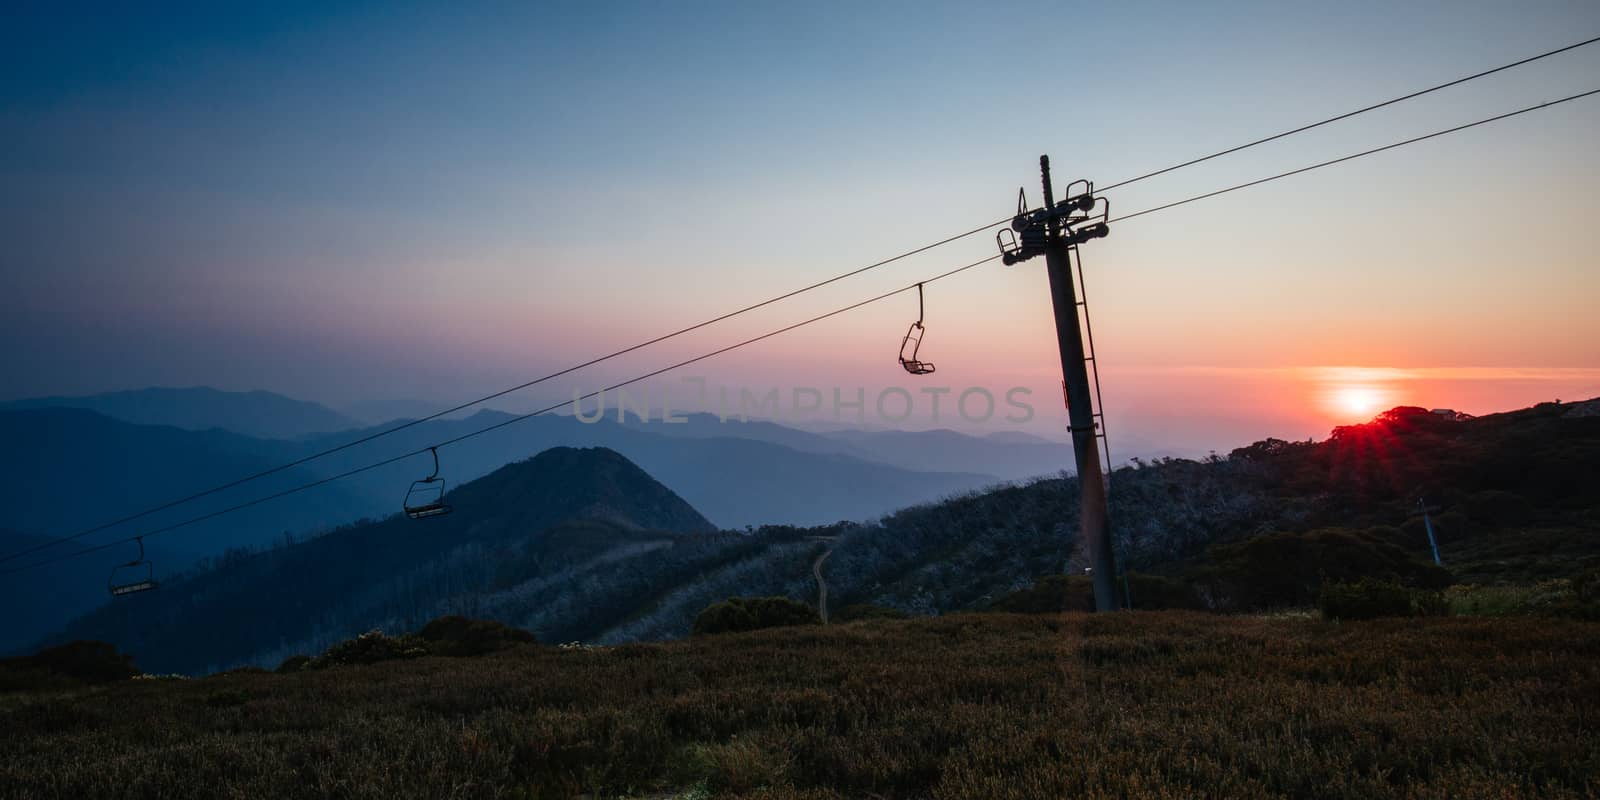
<box><xmin>1067</xmin><ymin>242</ymin><xmax>1129</xmax><ymax>607</ymax></box>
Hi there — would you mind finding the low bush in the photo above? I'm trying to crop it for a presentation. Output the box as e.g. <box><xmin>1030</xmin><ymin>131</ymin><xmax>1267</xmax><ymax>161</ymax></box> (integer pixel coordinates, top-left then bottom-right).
<box><xmin>417</xmin><ymin>615</ymin><xmax>537</xmax><ymax>656</ymax></box>
<box><xmin>0</xmin><ymin>640</ymin><xmax>138</xmax><ymax>687</ymax></box>
<box><xmin>834</xmin><ymin>603</ymin><xmax>910</xmax><ymax>622</ymax></box>
<box><xmin>1412</xmin><ymin>589</ymin><xmax>1451</xmax><ymax>617</ymax></box>
<box><xmin>692</xmin><ymin>596</ymin><xmax>819</xmax><ymax>635</ymax></box>
<box><xmin>275</xmin><ymin>654</ymin><xmax>311</xmax><ymax>674</ymax></box>
<box><xmin>209</xmin><ymin>666</ymin><xmax>269</xmax><ymax>678</ymax></box>
<box><xmin>1318</xmin><ymin>579</ymin><xmax>1443</xmax><ymax>620</ymax></box>
<box><xmin>672</xmin><ymin>737</ymin><xmax>792</xmax><ymax>793</ymax></box>
<box><xmin>1202</xmin><ymin>528</ymin><xmax>1454</xmax><ymax>611</ymax></box>
<box><xmin>1447</xmin><ymin>573</ymin><xmax>1600</xmax><ymax>620</ymax></box>
<box><xmin>988</xmin><ymin>575</ymin><xmax>1095</xmax><ymax>613</ymax></box>
<box><xmin>204</xmin><ymin>688</ymin><xmax>251</xmax><ymax>708</ymax></box>
<box><xmin>311</xmin><ymin>630</ymin><xmax>429</xmax><ymax>669</ymax></box>
<box><xmin>1125</xmin><ymin>572</ymin><xmax>1207</xmax><ymax>610</ymax></box>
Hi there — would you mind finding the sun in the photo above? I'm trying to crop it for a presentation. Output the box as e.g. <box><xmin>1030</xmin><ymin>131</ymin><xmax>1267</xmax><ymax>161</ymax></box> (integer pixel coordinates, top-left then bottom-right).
<box><xmin>1334</xmin><ymin>385</ymin><xmax>1384</xmax><ymax>418</ymax></box>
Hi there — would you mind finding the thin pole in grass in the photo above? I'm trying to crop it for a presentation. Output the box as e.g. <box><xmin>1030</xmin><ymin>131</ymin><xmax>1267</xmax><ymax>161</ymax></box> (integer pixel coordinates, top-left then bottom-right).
<box><xmin>1418</xmin><ymin>498</ymin><xmax>1444</xmax><ymax>566</ymax></box>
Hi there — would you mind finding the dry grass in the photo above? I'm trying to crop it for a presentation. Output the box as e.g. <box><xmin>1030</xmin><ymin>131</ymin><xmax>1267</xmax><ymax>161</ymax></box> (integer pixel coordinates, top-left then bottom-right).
<box><xmin>2</xmin><ymin>612</ymin><xmax>1597</xmax><ymax>799</ymax></box>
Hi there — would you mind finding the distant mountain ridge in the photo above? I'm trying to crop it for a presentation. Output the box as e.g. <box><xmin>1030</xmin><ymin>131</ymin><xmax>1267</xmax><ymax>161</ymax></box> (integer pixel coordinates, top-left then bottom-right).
<box><xmin>618</xmin><ymin>413</ymin><xmax>1075</xmax><ymax>482</ymax></box>
<box><xmin>0</xmin><ymin>408</ymin><xmax>377</xmax><ymax>546</ymax></box>
<box><xmin>0</xmin><ymin>387</ymin><xmax>359</xmax><ymax>439</ymax></box>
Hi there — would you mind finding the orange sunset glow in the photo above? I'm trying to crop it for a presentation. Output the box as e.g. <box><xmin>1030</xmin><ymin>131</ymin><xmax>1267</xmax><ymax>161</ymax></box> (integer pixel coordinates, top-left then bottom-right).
<box><xmin>1331</xmin><ymin>385</ymin><xmax>1387</xmax><ymax>419</ymax></box>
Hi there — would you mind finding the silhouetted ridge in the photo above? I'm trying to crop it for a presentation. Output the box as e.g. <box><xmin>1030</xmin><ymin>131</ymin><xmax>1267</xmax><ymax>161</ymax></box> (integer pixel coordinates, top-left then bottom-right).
<box><xmin>442</xmin><ymin>446</ymin><xmax>713</xmax><ymax>534</ymax></box>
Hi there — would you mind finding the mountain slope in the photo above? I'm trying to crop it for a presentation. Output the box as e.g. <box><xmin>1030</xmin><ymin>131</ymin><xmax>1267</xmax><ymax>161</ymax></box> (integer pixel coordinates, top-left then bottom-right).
<box><xmin>46</xmin><ymin>447</ymin><xmax>715</xmax><ymax>673</ymax></box>
<box><xmin>601</xmin><ymin>401</ymin><xmax>1600</xmax><ymax>639</ymax></box>
<box><xmin>0</xmin><ymin>386</ymin><xmax>359</xmax><ymax>439</ymax></box>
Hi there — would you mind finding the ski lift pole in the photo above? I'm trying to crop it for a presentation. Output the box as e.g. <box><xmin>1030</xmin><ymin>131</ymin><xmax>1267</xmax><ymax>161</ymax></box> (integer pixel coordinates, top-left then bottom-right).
<box><xmin>1037</xmin><ymin>156</ymin><xmax>1119</xmax><ymax>611</ymax></box>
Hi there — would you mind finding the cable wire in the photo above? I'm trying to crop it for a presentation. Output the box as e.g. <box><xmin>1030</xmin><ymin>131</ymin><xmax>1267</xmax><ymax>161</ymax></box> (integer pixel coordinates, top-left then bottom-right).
<box><xmin>1112</xmin><ymin>88</ymin><xmax>1600</xmax><ymax>223</ymax></box>
<box><xmin>12</xmin><ymin>34</ymin><xmax>1596</xmax><ymax>565</ymax></box>
<box><xmin>1100</xmin><ymin>34</ymin><xmax>1600</xmax><ymax>191</ymax></box>
<box><xmin>0</xmin><ymin>218</ymin><xmax>1010</xmax><ymax>566</ymax></box>
<box><xmin>0</xmin><ymin>255</ymin><xmax>1002</xmax><ymax>577</ymax></box>
<box><xmin>13</xmin><ymin>86</ymin><xmax>1600</xmax><ymax>576</ymax></box>
<box><xmin>11</xmin><ymin>82</ymin><xmax>1599</xmax><ymax>577</ymax></box>
<box><xmin>10</xmin><ymin>54</ymin><xmax>1599</xmax><ymax>573</ymax></box>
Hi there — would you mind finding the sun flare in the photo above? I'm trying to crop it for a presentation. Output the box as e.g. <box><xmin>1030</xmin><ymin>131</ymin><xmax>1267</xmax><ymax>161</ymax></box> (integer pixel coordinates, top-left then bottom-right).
<box><xmin>1334</xmin><ymin>385</ymin><xmax>1384</xmax><ymax>418</ymax></box>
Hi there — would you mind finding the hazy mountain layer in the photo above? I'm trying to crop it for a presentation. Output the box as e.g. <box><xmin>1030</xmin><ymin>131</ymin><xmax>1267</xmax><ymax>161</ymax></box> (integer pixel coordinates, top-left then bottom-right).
<box><xmin>0</xmin><ymin>387</ymin><xmax>359</xmax><ymax>439</ymax></box>
<box><xmin>286</xmin><ymin>411</ymin><xmax>1001</xmax><ymax>528</ymax></box>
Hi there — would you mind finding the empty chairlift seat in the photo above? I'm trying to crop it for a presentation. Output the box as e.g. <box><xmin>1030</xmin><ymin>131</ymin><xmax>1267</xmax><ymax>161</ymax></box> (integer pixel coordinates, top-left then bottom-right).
<box><xmin>898</xmin><ymin>282</ymin><xmax>936</xmax><ymax>375</ymax></box>
<box><xmin>107</xmin><ymin>537</ymin><xmax>159</xmax><ymax>597</ymax></box>
<box><xmin>404</xmin><ymin>447</ymin><xmax>454</xmax><ymax>520</ymax></box>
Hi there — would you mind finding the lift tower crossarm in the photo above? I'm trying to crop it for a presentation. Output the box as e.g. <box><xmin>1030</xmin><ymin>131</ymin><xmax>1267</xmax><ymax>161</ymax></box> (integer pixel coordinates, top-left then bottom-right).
<box><xmin>1002</xmin><ymin>155</ymin><xmax>1119</xmax><ymax>611</ymax></box>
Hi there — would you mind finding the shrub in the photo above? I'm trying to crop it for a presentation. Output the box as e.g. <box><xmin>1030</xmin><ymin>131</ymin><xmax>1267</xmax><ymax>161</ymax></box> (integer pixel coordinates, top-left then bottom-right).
<box><xmin>1447</xmin><ymin>574</ymin><xmax>1600</xmax><ymax>620</ymax></box>
<box><xmin>210</xmin><ymin>666</ymin><xmax>269</xmax><ymax>677</ymax></box>
<box><xmin>311</xmin><ymin>630</ymin><xmax>429</xmax><ymax>669</ymax></box>
<box><xmin>1125</xmin><ymin>573</ymin><xmax>1206</xmax><ymax>610</ymax></box>
<box><xmin>204</xmin><ymin>689</ymin><xmax>251</xmax><ymax>708</ymax></box>
<box><xmin>692</xmin><ymin>596</ymin><xmax>819</xmax><ymax>635</ymax></box>
<box><xmin>834</xmin><ymin>604</ymin><xmax>910</xmax><ymax>622</ymax></box>
<box><xmin>672</xmin><ymin>738</ymin><xmax>791</xmax><ymax>793</ymax></box>
<box><xmin>1573</xmin><ymin>569</ymin><xmax>1600</xmax><ymax>606</ymax></box>
<box><xmin>1412</xmin><ymin>590</ymin><xmax>1451</xmax><ymax>617</ymax></box>
<box><xmin>1462</xmin><ymin>490</ymin><xmax>1533</xmax><ymax>527</ymax></box>
<box><xmin>988</xmin><ymin>575</ymin><xmax>1095</xmax><ymax>614</ymax></box>
<box><xmin>1554</xmin><ymin>570</ymin><xmax>1600</xmax><ymax>619</ymax></box>
<box><xmin>1319</xmin><ymin>579</ymin><xmax>1417</xmax><ymax>620</ymax></box>
<box><xmin>275</xmin><ymin>655</ymin><xmax>312</xmax><ymax>674</ymax></box>
<box><xmin>1204</xmin><ymin>528</ymin><xmax>1454</xmax><ymax>611</ymax></box>
<box><xmin>417</xmin><ymin>615</ymin><xmax>537</xmax><ymax>656</ymax></box>
<box><xmin>3</xmin><ymin>641</ymin><xmax>138</xmax><ymax>684</ymax></box>
<box><xmin>1431</xmin><ymin>510</ymin><xmax>1471</xmax><ymax>545</ymax></box>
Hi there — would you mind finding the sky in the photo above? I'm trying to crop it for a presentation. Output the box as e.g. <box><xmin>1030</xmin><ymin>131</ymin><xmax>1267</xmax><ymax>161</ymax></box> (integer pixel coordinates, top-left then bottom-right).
<box><xmin>3</xmin><ymin>1</ymin><xmax>1598</xmax><ymax>454</ymax></box>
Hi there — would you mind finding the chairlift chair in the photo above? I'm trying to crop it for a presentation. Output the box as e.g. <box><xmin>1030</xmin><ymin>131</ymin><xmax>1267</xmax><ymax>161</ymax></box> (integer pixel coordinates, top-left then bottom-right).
<box><xmin>108</xmin><ymin>537</ymin><xmax>159</xmax><ymax>597</ymax></box>
<box><xmin>898</xmin><ymin>283</ymin><xmax>936</xmax><ymax>375</ymax></box>
<box><xmin>404</xmin><ymin>447</ymin><xmax>454</xmax><ymax>520</ymax></box>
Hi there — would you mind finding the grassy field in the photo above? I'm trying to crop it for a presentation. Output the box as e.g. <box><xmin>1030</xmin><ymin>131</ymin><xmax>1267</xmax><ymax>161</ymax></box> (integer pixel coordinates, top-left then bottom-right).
<box><xmin>3</xmin><ymin>612</ymin><xmax>1597</xmax><ymax>799</ymax></box>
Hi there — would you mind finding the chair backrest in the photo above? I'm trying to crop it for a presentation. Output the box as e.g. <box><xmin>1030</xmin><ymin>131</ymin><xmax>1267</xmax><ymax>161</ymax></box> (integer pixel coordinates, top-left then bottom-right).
<box><xmin>899</xmin><ymin>322</ymin><xmax>934</xmax><ymax>374</ymax></box>
<box><xmin>404</xmin><ymin>479</ymin><xmax>452</xmax><ymax>519</ymax></box>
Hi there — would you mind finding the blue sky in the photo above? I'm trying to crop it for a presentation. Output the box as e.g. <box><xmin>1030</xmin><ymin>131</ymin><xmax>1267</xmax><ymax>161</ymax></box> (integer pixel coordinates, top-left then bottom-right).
<box><xmin>4</xmin><ymin>1</ymin><xmax>1597</xmax><ymax>448</ymax></box>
